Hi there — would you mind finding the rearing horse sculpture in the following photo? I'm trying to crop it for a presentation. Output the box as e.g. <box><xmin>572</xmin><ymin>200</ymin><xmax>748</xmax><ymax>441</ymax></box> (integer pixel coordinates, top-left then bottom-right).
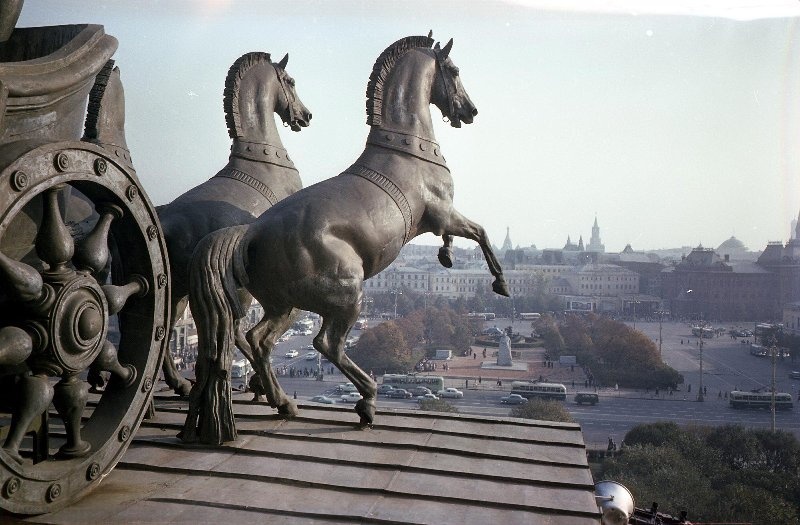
<box><xmin>182</xmin><ymin>34</ymin><xmax>508</xmax><ymax>445</ymax></box>
<box><xmin>156</xmin><ymin>52</ymin><xmax>311</xmax><ymax>396</ymax></box>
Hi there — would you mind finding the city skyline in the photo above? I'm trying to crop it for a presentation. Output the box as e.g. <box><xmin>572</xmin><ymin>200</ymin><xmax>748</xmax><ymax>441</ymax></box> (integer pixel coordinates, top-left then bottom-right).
<box><xmin>19</xmin><ymin>0</ymin><xmax>800</xmax><ymax>252</ymax></box>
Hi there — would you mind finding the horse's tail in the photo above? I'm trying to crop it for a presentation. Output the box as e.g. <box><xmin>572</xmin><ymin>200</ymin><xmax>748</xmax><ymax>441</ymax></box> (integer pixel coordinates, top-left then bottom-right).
<box><xmin>182</xmin><ymin>224</ymin><xmax>248</xmax><ymax>444</ymax></box>
<box><xmin>189</xmin><ymin>224</ymin><xmax>249</xmax><ymax>362</ymax></box>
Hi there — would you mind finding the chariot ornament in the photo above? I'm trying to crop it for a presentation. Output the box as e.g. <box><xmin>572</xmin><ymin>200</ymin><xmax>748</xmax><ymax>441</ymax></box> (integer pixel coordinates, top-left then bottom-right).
<box><xmin>183</xmin><ymin>33</ymin><xmax>509</xmax><ymax>445</ymax></box>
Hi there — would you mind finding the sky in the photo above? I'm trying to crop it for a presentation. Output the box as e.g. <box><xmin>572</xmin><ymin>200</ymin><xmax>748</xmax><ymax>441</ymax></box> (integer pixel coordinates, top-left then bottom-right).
<box><xmin>17</xmin><ymin>0</ymin><xmax>800</xmax><ymax>253</ymax></box>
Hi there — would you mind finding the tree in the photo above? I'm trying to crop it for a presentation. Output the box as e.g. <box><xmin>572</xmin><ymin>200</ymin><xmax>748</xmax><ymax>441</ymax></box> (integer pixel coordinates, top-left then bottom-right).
<box><xmin>509</xmin><ymin>398</ymin><xmax>574</xmax><ymax>423</ymax></box>
<box><xmin>348</xmin><ymin>321</ymin><xmax>414</xmax><ymax>374</ymax></box>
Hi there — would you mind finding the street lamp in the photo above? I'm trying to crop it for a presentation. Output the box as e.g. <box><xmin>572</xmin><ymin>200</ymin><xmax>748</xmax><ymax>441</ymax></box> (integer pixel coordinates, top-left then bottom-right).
<box><xmin>768</xmin><ymin>334</ymin><xmax>778</xmax><ymax>432</ymax></box>
<box><xmin>656</xmin><ymin>308</ymin><xmax>667</xmax><ymax>359</ymax></box>
<box><xmin>391</xmin><ymin>289</ymin><xmax>402</xmax><ymax>319</ymax></box>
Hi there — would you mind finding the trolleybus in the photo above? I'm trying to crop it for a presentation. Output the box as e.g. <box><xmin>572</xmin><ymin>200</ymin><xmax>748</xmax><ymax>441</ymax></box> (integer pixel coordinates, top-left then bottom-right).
<box><xmin>510</xmin><ymin>381</ymin><xmax>567</xmax><ymax>401</ymax></box>
<box><xmin>729</xmin><ymin>390</ymin><xmax>793</xmax><ymax>410</ymax></box>
<box><xmin>382</xmin><ymin>374</ymin><xmax>445</xmax><ymax>393</ymax></box>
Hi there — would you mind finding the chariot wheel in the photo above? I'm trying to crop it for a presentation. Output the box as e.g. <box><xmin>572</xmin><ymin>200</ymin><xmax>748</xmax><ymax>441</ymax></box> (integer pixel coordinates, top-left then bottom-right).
<box><xmin>0</xmin><ymin>141</ymin><xmax>169</xmax><ymax>514</ymax></box>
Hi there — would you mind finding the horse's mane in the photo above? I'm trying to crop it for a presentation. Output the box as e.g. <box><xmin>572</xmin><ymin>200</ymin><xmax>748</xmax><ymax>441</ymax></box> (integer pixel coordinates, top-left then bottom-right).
<box><xmin>366</xmin><ymin>35</ymin><xmax>434</xmax><ymax>127</ymax></box>
<box><xmin>223</xmin><ymin>51</ymin><xmax>272</xmax><ymax>139</ymax></box>
<box><xmin>83</xmin><ymin>59</ymin><xmax>116</xmax><ymax>141</ymax></box>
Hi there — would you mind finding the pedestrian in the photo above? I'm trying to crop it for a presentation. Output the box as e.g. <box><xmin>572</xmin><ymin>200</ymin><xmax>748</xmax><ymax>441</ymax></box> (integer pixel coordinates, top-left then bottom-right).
<box><xmin>473</xmin><ymin>352</ymin><xmax>476</xmax><ymax>360</ymax></box>
<box><xmin>293</xmin><ymin>391</ymin><xmax>297</xmax><ymax>399</ymax></box>
<box><xmin>478</xmin><ymin>376</ymin><xmax>482</xmax><ymax>384</ymax></box>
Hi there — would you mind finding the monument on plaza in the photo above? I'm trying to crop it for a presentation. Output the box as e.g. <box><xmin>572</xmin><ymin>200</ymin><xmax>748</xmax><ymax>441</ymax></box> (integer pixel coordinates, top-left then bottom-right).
<box><xmin>182</xmin><ymin>33</ymin><xmax>510</xmax><ymax>445</ymax></box>
<box><xmin>496</xmin><ymin>329</ymin><xmax>513</xmax><ymax>366</ymax></box>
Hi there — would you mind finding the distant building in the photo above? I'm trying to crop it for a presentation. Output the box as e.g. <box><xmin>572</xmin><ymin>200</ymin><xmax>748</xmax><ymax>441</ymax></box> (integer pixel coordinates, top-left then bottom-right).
<box><xmin>587</xmin><ymin>216</ymin><xmax>605</xmax><ymax>253</ymax></box>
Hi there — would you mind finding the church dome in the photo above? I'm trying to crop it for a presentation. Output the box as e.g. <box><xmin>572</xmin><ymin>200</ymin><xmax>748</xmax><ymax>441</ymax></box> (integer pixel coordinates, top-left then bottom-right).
<box><xmin>717</xmin><ymin>236</ymin><xmax>747</xmax><ymax>252</ymax></box>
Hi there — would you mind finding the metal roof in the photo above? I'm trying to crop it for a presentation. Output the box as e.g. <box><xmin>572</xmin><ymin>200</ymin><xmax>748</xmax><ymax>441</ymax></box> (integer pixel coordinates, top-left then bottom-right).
<box><xmin>28</xmin><ymin>395</ymin><xmax>600</xmax><ymax>524</ymax></box>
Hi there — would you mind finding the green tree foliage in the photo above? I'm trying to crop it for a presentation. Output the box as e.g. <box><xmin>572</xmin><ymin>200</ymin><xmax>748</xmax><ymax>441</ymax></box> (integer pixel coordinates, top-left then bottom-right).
<box><xmin>348</xmin><ymin>321</ymin><xmax>415</xmax><ymax>374</ymax></box>
<box><xmin>534</xmin><ymin>315</ymin><xmax>564</xmax><ymax>355</ymax></box>
<box><xmin>601</xmin><ymin>423</ymin><xmax>800</xmax><ymax>525</ymax></box>
<box><xmin>509</xmin><ymin>398</ymin><xmax>574</xmax><ymax>423</ymax></box>
<box><xmin>418</xmin><ymin>398</ymin><xmax>459</xmax><ymax>413</ymax></box>
<box><xmin>549</xmin><ymin>314</ymin><xmax>682</xmax><ymax>389</ymax></box>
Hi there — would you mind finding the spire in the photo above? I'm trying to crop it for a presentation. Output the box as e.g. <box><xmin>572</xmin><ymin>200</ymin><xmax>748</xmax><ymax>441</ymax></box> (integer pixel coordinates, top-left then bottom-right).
<box><xmin>794</xmin><ymin>209</ymin><xmax>800</xmax><ymax>240</ymax></box>
<box><xmin>501</xmin><ymin>226</ymin><xmax>513</xmax><ymax>252</ymax></box>
<box><xmin>588</xmin><ymin>215</ymin><xmax>605</xmax><ymax>253</ymax></box>
<box><xmin>578</xmin><ymin>236</ymin><xmax>584</xmax><ymax>251</ymax></box>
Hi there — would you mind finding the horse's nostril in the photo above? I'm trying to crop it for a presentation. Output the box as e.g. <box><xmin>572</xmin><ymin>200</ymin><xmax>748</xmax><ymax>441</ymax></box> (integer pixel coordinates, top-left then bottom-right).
<box><xmin>307</xmin><ymin>113</ymin><xmax>312</xmax><ymax>120</ymax></box>
<box><xmin>471</xmin><ymin>108</ymin><xmax>478</xmax><ymax>117</ymax></box>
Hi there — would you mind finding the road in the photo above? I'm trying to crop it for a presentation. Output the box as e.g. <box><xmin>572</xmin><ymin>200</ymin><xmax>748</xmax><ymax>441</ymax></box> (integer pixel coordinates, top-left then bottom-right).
<box><xmin>182</xmin><ymin>318</ymin><xmax>800</xmax><ymax>449</ymax></box>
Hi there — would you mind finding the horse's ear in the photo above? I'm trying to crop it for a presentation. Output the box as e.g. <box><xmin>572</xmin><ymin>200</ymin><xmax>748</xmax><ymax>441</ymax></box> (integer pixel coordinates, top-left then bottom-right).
<box><xmin>278</xmin><ymin>53</ymin><xmax>289</xmax><ymax>69</ymax></box>
<box><xmin>440</xmin><ymin>38</ymin><xmax>453</xmax><ymax>60</ymax></box>
<box><xmin>428</xmin><ymin>30</ymin><xmax>433</xmax><ymax>38</ymax></box>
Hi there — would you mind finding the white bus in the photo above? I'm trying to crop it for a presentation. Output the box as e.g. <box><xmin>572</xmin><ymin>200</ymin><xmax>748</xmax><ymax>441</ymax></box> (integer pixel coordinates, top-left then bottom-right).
<box><xmin>510</xmin><ymin>381</ymin><xmax>567</xmax><ymax>401</ymax></box>
<box><xmin>519</xmin><ymin>312</ymin><xmax>541</xmax><ymax>321</ymax></box>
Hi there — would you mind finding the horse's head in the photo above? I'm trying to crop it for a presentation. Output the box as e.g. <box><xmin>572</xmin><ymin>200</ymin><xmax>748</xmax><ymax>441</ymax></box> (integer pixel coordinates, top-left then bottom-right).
<box><xmin>224</xmin><ymin>52</ymin><xmax>312</xmax><ymax>141</ymax></box>
<box><xmin>272</xmin><ymin>53</ymin><xmax>312</xmax><ymax>132</ymax></box>
<box><xmin>432</xmin><ymin>39</ymin><xmax>477</xmax><ymax>128</ymax></box>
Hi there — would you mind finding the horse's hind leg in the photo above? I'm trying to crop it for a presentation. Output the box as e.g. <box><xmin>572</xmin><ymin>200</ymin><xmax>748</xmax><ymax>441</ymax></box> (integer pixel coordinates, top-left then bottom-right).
<box><xmin>246</xmin><ymin>307</ymin><xmax>299</xmax><ymax>417</ymax></box>
<box><xmin>162</xmin><ymin>296</ymin><xmax>194</xmax><ymax>396</ymax></box>
<box><xmin>438</xmin><ymin>235</ymin><xmax>454</xmax><ymax>268</ymax></box>
<box><xmin>445</xmin><ymin>210</ymin><xmax>510</xmax><ymax>297</ymax></box>
<box><xmin>315</xmin><ymin>302</ymin><xmax>376</xmax><ymax>426</ymax></box>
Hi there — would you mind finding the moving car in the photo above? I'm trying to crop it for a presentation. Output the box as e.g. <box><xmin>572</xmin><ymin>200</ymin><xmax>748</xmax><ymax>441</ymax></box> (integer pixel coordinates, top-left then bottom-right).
<box><xmin>305</xmin><ymin>351</ymin><xmax>317</xmax><ymax>360</ymax></box>
<box><xmin>340</xmin><ymin>392</ymin><xmax>363</xmax><ymax>403</ymax></box>
<box><xmin>409</xmin><ymin>386</ymin><xmax>432</xmax><ymax>397</ymax></box>
<box><xmin>377</xmin><ymin>384</ymin><xmax>395</xmax><ymax>394</ymax></box>
<box><xmin>574</xmin><ymin>392</ymin><xmax>599</xmax><ymax>405</ymax></box>
<box><xmin>310</xmin><ymin>395</ymin><xmax>335</xmax><ymax>404</ymax></box>
<box><xmin>284</xmin><ymin>349</ymin><xmax>299</xmax><ymax>358</ymax></box>
<box><xmin>437</xmin><ymin>387</ymin><xmax>464</xmax><ymax>399</ymax></box>
<box><xmin>335</xmin><ymin>382</ymin><xmax>358</xmax><ymax>393</ymax></box>
<box><xmin>500</xmin><ymin>394</ymin><xmax>527</xmax><ymax>405</ymax></box>
<box><xmin>417</xmin><ymin>393</ymin><xmax>439</xmax><ymax>402</ymax></box>
<box><xmin>386</xmin><ymin>388</ymin><xmax>412</xmax><ymax>399</ymax></box>
<box><xmin>790</xmin><ymin>371</ymin><xmax>800</xmax><ymax>380</ymax></box>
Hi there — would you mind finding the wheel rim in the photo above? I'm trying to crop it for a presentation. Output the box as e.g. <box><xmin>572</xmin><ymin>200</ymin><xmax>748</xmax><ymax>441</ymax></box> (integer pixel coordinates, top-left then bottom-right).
<box><xmin>0</xmin><ymin>141</ymin><xmax>169</xmax><ymax>514</ymax></box>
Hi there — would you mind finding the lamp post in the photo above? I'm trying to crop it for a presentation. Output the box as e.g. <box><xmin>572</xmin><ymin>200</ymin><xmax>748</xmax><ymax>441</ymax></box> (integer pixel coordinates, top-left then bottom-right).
<box><xmin>769</xmin><ymin>335</ymin><xmax>778</xmax><ymax>432</ymax></box>
<box><xmin>392</xmin><ymin>289</ymin><xmax>402</xmax><ymax>319</ymax></box>
<box><xmin>656</xmin><ymin>308</ymin><xmax>666</xmax><ymax>359</ymax></box>
<box><xmin>697</xmin><ymin>326</ymin><xmax>705</xmax><ymax>402</ymax></box>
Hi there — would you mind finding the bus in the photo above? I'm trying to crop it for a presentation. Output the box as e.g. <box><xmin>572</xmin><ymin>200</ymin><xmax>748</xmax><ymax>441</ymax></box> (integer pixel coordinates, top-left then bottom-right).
<box><xmin>467</xmin><ymin>312</ymin><xmax>496</xmax><ymax>321</ymax></box>
<box><xmin>382</xmin><ymin>374</ymin><xmax>444</xmax><ymax>393</ymax></box>
<box><xmin>519</xmin><ymin>312</ymin><xmax>541</xmax><ymax>321</ymax></box>
<box><xmin>354</xmin><ymin>318</ymin><xmax>368</xmax><ymax>330</ymax></box>
<box><xmin>729</xmin><ymin>390</ymin><xmax>793</xmax><ymax>410</ymax></box>
<box><xmin>510</xmin><ymin>381</ymin><xmax>567</xmax><ymax>401</ymax></box>
<box><xmin>691</xmin><ymin>325</ymin><xmax>714</xmax><ymax>338</ymax></box>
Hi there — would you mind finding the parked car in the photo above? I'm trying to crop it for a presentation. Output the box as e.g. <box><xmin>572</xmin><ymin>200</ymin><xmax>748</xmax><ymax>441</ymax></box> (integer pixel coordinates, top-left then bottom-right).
<box><xmin>409</xmin><ymin>386</ymin><xmax>432</xmax><ymax>397</ymax></box>
<box><xmin>377</xmin><ymin>384</ymin><xmax>395</xmax><ymax>394</ymax></box>
<box><xmin>437</xmin><ymin>387</ymin><xmax>464</xmax><ymax>399</ymax></box>
<box><xmin>335</xmin><ymin>382</ymin><xmax>358</xmax><ymax>393</ymax></box>
<box><xmin>500</xmin><ymin>394</ymin><xmax>527</xmax><ymax>405</ymax></box>
<box><xmin>310</xmin><ymin>395</ymin><xmax>335</xmax><ymax>404</ymax></box>
<box><xmin>789</xmin><ymin>371</ymin><xmax>800</xmax><ymax>380</ymax></box>
<box><xmin>574</xmin><ymin>392</ymin><xmax>599</xmax><ymax>405</ymax></box>
<box><xmin>340</xmin><ymin>392</ymin><xmax>363</xmax><ymax>403</ymax></box>
<box><xmin>386</xmin><ymin>388</ymin><xmax>412</xmax><ymax>399</ymax></box>
<box><xmin>417</xmin><ymin>393</ymin><xmax>439</xmax><ymax>402</ymax></box>
<box><xmin>305</xmin><ymin>351</ymin><xmax>317</xmax><ymax>360</ymax></box>
<box><xmin>284</xmin><ymin>349</ymin><xmax>299</xmax><ymax>358</ymax></box>
<box><xmin>299</xmin><ymin>328</ymin><xmax>313</xmax><ymax>336</ymax></box>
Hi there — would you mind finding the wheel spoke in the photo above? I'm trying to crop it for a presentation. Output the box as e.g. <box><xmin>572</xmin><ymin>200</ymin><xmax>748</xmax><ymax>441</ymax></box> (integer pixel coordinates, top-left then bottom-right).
<box><xmin>102</xmin><ymin>274</ymin><xmax>148</xmax><ymax>315</ymax></box>
<box><xmin>0</xmin><ymin>326</ymin><xmax>32</xmax><ymax>366</ymax></box>
<box><xmin>91</xmin><ymin>340</ymin><xmax>136</xmax><ymax>387</ymax></box>
<box><xmin>0</xmin><ymin>250</ymin><xmax>44</xmax><ymax>305</ymax></box>
<box><xmin>2</xmin><ymin>374</ymin><xmax>53</xmax><ymax>464</ymax></box>
<box><xmin>52</xmin><ymin>375</ymin><xmax>91</xmax><ymax>458</ymax></box>
<box><xmin>73</xmin><ymin>203</ymin><xmax>123</xmax><ymax>275</ymax></box>
<box><xmin>35</xmin><ymin>186</ymin><xmax>74</xmax><ymax>275</ymax></box>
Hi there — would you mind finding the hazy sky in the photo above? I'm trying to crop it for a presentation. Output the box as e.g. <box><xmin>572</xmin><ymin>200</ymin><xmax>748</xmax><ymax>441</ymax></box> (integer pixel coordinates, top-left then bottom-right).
<box><xmin>19</xmin><ymin>1</ymin><xmax>800</xmax><ymax>253</ymax></box>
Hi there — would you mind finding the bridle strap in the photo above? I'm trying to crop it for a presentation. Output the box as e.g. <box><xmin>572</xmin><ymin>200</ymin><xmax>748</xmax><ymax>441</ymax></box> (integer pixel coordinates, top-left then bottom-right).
<box><xmin>273</xmin><ymin>64</ymin><xmax>300</xmax><ymax>127</ymax></box>
<box><xmin>434</xmin><ymin>51</ymin><xmax>456</xmax><ymax>123</ymax></box>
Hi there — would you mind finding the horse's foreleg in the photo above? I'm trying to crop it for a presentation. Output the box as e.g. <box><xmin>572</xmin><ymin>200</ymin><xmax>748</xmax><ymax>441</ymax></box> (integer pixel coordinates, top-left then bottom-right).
<box><xmin>445</xmin><ymin>210</ymin><xmax>510</xmax><ymax>297</ymax></box>
<box><xmin>161</xmin><ymin>296</ymin><xmax>194</xmax><ymax>396</ymax></box>
<box><xmin>438</xmin><ymin>234</ymin><xmax>454</xmax><ymax>268</ymax></box>
<box><xmin>247</xmin><ymin>308</ymin><xmax>299</xmax><ymax>417</ymax></box>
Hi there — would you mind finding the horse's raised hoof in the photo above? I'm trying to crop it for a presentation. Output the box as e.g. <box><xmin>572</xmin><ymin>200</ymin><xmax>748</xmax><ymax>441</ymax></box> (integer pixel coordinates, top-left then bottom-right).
<box><xmin>355</xmin><ymin>398</ymin><xmax>376</xmax><ymax>427</ymax></box>
<box><xmin>277</xmin><ymin>400</ymin><xmax>299</xmax><ymax>418</ymax></box>
<box><xmin>492</xmin><ymin>278</ymin><xmax>511</xmax><ymax>297</ymax></box>
<box><xmin>437</xmin><ymin>247</ymin><xmax>454</xmax><ymax>268</ymax></box>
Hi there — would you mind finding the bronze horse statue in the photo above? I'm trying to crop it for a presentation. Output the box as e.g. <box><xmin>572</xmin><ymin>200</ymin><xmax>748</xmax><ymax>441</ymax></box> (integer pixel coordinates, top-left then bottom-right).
<box><xmin>182</xmin><ymin>34</ymin><xmax>509</xmax><ymax>445</ymax></box>
<box><xmin>156</xmin><ymin>51</ymin><xmax>311</xmax><ymax>396</ymax></box>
